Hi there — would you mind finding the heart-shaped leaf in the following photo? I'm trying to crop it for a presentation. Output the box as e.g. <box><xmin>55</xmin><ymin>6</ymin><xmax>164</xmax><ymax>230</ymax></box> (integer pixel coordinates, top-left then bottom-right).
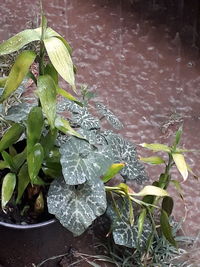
<box><xmin>47</xmin><ymin>178</ymin><xmax>107</xmax><ymax>236</ymax></box>
<box><xmin>59</xmin><ymin>137</ymin><xmax>113</xmax><ymax>185</ymax></box>
<box><xmin>1</xmin><ymin>173</ymin><xmax>16</xmax><ymax>209</ymax></box>
<box><xmin>44</xmin><ymin>37</ymin><xmax>75</xmax><ymax>89</ymax></box>
<box><xmin>37</xmin><ymin>75</ymin><xmax>57</xmax><ymax>129</ymax></box>
<box><xmin>4</xmin><ymin>103</ymin><xmax>34</xmax><ymax>123</ymax></box>
<box><xmin>0</xmin><ymin>123</ymin><xmax>24</xmax><ymax>152</ymax></box>
<box><xmin>0</xmin><ymin>51</ymin><xmax>36</xmax><ymax>102</ymax></box>
<box><xmin>72</xmin><ymin>108</ymin><xmax>100</xmax><ymax>130</ymax></box>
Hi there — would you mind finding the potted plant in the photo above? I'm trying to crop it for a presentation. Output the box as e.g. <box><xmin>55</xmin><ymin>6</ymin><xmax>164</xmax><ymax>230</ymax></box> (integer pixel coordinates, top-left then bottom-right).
<box><xmin>0</xmin><ymin>12</ymin><xmax>194</xmax><ymax>267</ymax></box>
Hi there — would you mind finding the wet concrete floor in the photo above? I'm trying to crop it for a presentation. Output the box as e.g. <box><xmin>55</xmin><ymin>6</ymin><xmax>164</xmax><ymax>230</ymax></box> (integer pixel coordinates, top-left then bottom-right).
<box><xmin>0</xmin><ymin>0</ymin><xmax>200</xmax><ymax>265</ymax></box>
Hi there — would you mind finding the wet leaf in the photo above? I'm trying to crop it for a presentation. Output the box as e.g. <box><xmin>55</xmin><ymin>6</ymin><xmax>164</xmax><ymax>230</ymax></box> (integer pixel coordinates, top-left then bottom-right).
<box><xmin>132</xmin><ymin>185</ymin><xmax>169</xmax><ymax>197</ymax></box>
<box><xmin>59</xmin><ymin>137</ymin><xmax>113</xmax><ymax>185</ymax></box>
<box><xmin>0</xmin><ymin>123</ymin><xmax>24</xmax><ymax>152</ymax></box>
<box><xmin>27</xmin><ymin>143</ymin><xmax>44</xmax><ymax>183</ymax></box>
<box><xmin>160</xmin><ymin>210</ymin><xmax>177</xmax><ymax>247</ymax></box>
<box><xmin>16</xmin><ymin>163</ymin><xmax>30</xmax><ymax>204</ymax></box>
<box><xmin>47</xmin><ymin>178</ymin><xmax>107</xmax><ymax>236</ymax></box>
<box><xmin>55</xmin><ymin>116</ymin><xmax>84</xmax><ymax>139</ymax></box>
<box><xmin>140</xmin><ymin>143</ymin><xmax>171</xmax><ymax>153</ymax></box>
<box><xmin>0</xmin><ymin>51</ymin><xmax>36</xmax><ymax>102</ymax></box>
<box><xmin>27</xmin><ymin>106</ymin><xmax>44</xmax><ymax>148</ymax></box>
<box><xmin>102</xmin><ymin>163</ymin><xmax>125</xmax><ymax>183</ymax></box>
<box><xmin>162</xmin><ymin>196</ymin><xmax>174</xmax><ymax>216</ymax></box>
<box><xmin>140</xmin><ymin>156</ymin><xmax>165</xmax><ymax>165</ymax></box>
<box><xmin>0</xmin><ymin>28</ymin><xmax>41</xmax><ymax>56</ymax></box>
<box><xmin>37</xmin><ymin>75</ymin><xmax>57</xmax><ymax>129</ymax></box>
<box><xmin>172</xmin><ymin>153</ymin><xmax>188</xmax><ymax>181</ymax></box>
<box><xmin>44</xmin><ymin>37</ymin><xmax>75</xmax><ymax>89</ymax></box>
<box><xmin>1</xmin><ymin>173</ymin><xmax>16</xmax><ymax>209</ymax></box>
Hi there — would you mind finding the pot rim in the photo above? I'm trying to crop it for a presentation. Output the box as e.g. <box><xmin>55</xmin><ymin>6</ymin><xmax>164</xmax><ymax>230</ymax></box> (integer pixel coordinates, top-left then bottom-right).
<box><xmin>0</xmin><ymin>217</ymin><xmax>56</xmax><ymax>229</ymax></box>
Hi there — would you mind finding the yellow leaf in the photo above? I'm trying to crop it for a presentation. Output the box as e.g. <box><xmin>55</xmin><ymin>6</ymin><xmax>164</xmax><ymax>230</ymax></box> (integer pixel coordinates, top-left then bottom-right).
<box><xmin>140</xmin><ymin>156</ymin><xmax>165</xmax><ymax>165</ymax></box>
<box><xmin>140</xmin><ymin>143</ymin><xmax>171</xmax><ymax>153</ymax></box>
<box><xmin>172</xmin><ymin>153</ymin><xmax>188</xmax><ymax>181</ymax></box>
<box><xmin>132</xmin><ymin>185</ymin><xmax>169</xmax><ymax>197</ymax></box>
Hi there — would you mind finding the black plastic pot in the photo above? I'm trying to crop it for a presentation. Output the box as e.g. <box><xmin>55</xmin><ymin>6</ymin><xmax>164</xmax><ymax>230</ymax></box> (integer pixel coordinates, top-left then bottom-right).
<box><xmin>0</xmin><ymin>218</ymin><xmax>76</xmax><ymax>267</ymax></box>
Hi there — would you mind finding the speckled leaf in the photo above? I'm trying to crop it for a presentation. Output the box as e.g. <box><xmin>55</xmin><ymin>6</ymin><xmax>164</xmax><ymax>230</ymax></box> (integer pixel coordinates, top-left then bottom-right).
<box><xmin>0</xmin><ymin>28</ymin><xmax>41</xmax><ymax>56</ymax></box>
<box><xmin>1</xmin><ymin>173</ymin><xmax>16</xmax><ymax>209</ymax></box>
<box><xmin>44</xmin><ymin>37</ymin><xmax>75</xmax><ymax>89</ymax></box>
<box><xmin>72</xmin><ymin>108</ymin><xmax>100</xmax><ymax>130</ymax></box>
<box><xmin>60</xmin><ymin>137</ymin><xmax>114</xmax><ymax>185</ymax></box>
<box><xmin>37</xmin><ymin>75</ymin><xmax>57</xmax><ymax>129</ymax></box>
<box><xmin>96</xmin><ymin>103</ymin><xmax>123</xmax><ymax>130</ymax></box>
<box><xmin>0</xmin><ymin>51</ymin><xmax>36</xmax><ymax>102</ymax></box>
<box><xmin>107</xmin><ymin>199</ymin><xmax>151</xmax><ymax>248</ymax></box>
<box><xmin>102</xmin><ymin>132</ymin><xmax>148</xmax><ymax>184</ymax></box>
<box><xmin>47</xmin><ymin>178</ymin><xmax>107</xmax><ymax>236</ymax></box>
<box><xmin>57</xmin><ymin>98</ymin><xmax>83</xmax><ymax>114</ymax></box>
<box><xmin>4</xmin><ymin>103</ymin><xmax>34</xmax><ymax>123</ymax></box>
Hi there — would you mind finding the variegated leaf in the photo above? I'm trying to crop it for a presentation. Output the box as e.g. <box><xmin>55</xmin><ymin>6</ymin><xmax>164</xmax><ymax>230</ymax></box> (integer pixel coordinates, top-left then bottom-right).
<box><xmin>47</xmin><ymin>178</ymin><xmax>107</xmax><ymax>236</ymax></box>
<box><xmin>59</xmin><ymin>137</ymin><xmax>114</xmax><ymax>185</ymax></box>
<box><xmin>72</xmin><ymin>108</ymin><xmax>100</xmax><ymax>130</ymax></box>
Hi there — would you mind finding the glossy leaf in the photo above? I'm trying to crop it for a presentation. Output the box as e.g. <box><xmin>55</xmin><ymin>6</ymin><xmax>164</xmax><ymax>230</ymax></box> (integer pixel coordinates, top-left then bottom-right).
<box><xmin>160</xmin><ymin>210</ymin><xmax>177</xmax><ymax>247</ymax></box>
<box><xmin>1</xmin><ymin>151</ymin><xmax>15</xmax><ymax>172</ymax></box>
<box><xmin>162</xmin><ymin>196</ymin><xmax>174</xmax><ymax>216</ymax></box>
<box><xmin>13</xmin><ymin>148</ymin><xmax>27</xmax><ymax>172</ymax></box>
<box><xmin>16</xmin><ymin>163</ymin><xmax>30</xmax><ymax>204</ymax></box>
<box><xmin>27</xmin><ymin>107</ymin><xmax>44</xmax><ymax>148</ymax></box>
<box><xmin>172</xmin><ymin>153</ymin><xmax>188</xmax><ymax>181</ymax></box>
<box><xmin>0</xmin><ymin>51</ymin><xmax>36</xmax><ymax>102</ymax></box>
<box><xmin>132</xmin><ymin>185</ymin><xmax>169</xmax><ymax>197</ymax></box>
<box><xmin>0</xmin><ymin>123</ymin><xmax>24</xmax><ymax>152</ymax></box>
<box><xmin>1</xmin><ymin>173</ymin><xmax>16</xmax><ymax>209</ymax></box>
<box><xmin>27</xmin><ymin>143</ymin><xmax>44</xmax><ymax>183</ymax></box>
<box><xmin>44</xmin><ymin>37</ymin><xmax>75</xmax><ymax>89</ymax></box>
<box><xmin>40</xmin><ymin>129</ymin><xmax>57</xmax><ymax>158</ymax></box>
<box><xmin>140</xmin><ymin>156</ymin><xmax>165</xmax><ymax>165</ymax></box>
<box><xmin>55</xmin><ymin>116</ymin><xmax>84</xmax><ymax>140</ymax></box>
<box><xmin>140</xmin><ymin>143</ymin><xmax>171</xmax><ymax>153</ymax></box>
<box><xmin>102</xmin><ymin>163</ymin><xmax>125</xmax><ymax>183</ymax></box>
<box><xmin>37</xmin><ymin>75</ymin><xmax>57</xmax><ymax>129</ymax></box>
<box><xmin>0</xmin><ymin>28</ymin><xmax>41</xmax><ymax>56</ymax></box>
<box><xmin>47</xmin><ymin>178</ymin><xmax>107</xmax><ymax>236</ymax></box>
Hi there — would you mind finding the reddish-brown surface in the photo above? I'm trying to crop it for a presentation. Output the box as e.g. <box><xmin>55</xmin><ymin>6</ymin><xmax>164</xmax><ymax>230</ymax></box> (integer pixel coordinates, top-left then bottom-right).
<box><xmin>0</xmin><ymin>0</ymin><xmax>200</xmax><ymax>266</ymax></box>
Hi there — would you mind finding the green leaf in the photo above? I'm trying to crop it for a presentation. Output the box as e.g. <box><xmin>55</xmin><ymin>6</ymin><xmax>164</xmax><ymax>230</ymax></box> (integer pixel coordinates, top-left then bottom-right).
<box><xmin>0</xmin><ymin>77</ymin><xmax>7</xmax><ymax>87</ymax></box>
<box><xmin>57</xmin><ymin>87</ymin><xmax>82</xmax><ymax>106</ymax></box>
<box><xmin>40</xmin><ymin>129</ymin><xmax>57</xmax><ymax>158</ymax></box>
<box><xmin>162</xmin><ymin>196</ymin><xmax>174</xmax><ymax>216</ymax></box>
<box><xmin>1</xmin><ymin>151</ymin><xmax>15</xmax><ymax>171</ymax></box>
<box><xmin>0</xmin><ymin>28</ymin><xmax>41</xmax><ymax>56</ymax></box>
<box><xmin>44</xmin><ymin>63</ymin><xmax>58</xmax><ymax>85</ymax></box>
<box><xmin>160</xmin><ymin>210</ymin><xmax>177</xmax><ymax>247</ymax></box>
<box><xmin>0</xmin><ymin>123</ymin><xmax>24</xmax><ymax>152</ymax></box>
<box><xmin>37</xmin><ymin>75</ymin><xmax>57</xmax><ymax>129</ymax></box>
<box><xmin>59</xmin><ymin>137</ymin><xmax>114</xmax><ymax>185</ymax></box>
<box><xmin>55</xmin><ymin>116</ymin><xmax>85</xmax><ymax>139</ymax></box>
<box><xmin>16</xmin><ymin>163</ymin><xmax>30</xmax><ymax>204</ymax></box>
<box><xmin>132</xmin><ymin>185</ymin><xmax>169</xmax><ymax>197</ymax></box>
<box><xmin>172</xmin><ymin>153</ymin><xmax>188</xmax><ymax>181</ymax></box>
<box><xmin>102</xmin><ymin>163</ymin><xmax>125</xmax><ymax>183</ymax></box>
<box><xmin>27</xmin><ymin>107</ymin><xmax>44</xmax><ymax>148</ymax></box>
<box><xmin>140</xmin><ymin>143</ymin><xmax>171</xmax><ymax>153</ymax></box>
<box><xmin>47</xmin><ymin>178</ymin><xmax>107</xmax><ymax>236</ymax></box>
<box><xmin>42</xmin><ymin>166</ymin><xmax>62</xmax><ymax>179</ymax></box>
<box><xmin>0</xmin><ymin>161</ymin><xmax>9</xmax><ymax>170</ymax></box>
<box><xmin>1</xmin><ymin>173</ymin><xmax>16</xmax><ymax>209</ymax></box>
<box><xmin>27</xmin><ymin>143</ymin><xmax>44</xmax><ymax>183</ymax></box>
<box><xmin>0</xmin><ymin>51</ymin><xmax>36</xmax><ymax>102</ymax></box>
<box><xmin>137</xmin><ymin>208</ymin><xmax>147</xmax><ymax>239</ymax></box>
<box><xmin>174</xmin><ymin>127</ymin><xmax>183</xmax><ymax>146</ymax></box>
<box><xmin>13</xmin><ymin>148</ymin><xmax>27</xmax><ymax>171</ymax></box>
<box><xmin>140</xmin><ymin>156</ymin><xmax>165</xmax><ymax>165</ymax></box>
<box><xmin>41</xmin><ymin>14</ymin><xmax>47</xmax><ymax>41</ymax></box>
<box><xmin>44</xmin><ymin>37</ymin><xmax>75</xmax><ymax>89</ymax></box>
